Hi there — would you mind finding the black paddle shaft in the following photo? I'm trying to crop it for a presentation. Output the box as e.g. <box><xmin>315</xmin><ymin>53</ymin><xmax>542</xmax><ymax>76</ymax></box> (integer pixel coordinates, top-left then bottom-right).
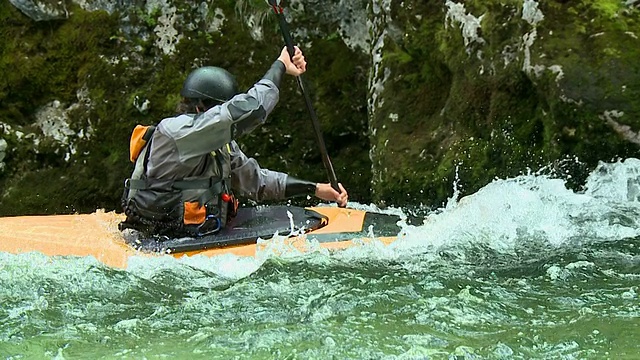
<box><xmin>268</xmin><ymin>0</ymin><xmax>341</xmax><ymax>194</ymax></box>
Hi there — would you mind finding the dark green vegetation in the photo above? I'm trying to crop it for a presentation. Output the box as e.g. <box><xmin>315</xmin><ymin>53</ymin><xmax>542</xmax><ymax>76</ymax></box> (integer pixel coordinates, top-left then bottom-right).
<box><xmin>0</xmin><ymin>0</ymin><xmax>638</xmax><ymax>215</ymax></box>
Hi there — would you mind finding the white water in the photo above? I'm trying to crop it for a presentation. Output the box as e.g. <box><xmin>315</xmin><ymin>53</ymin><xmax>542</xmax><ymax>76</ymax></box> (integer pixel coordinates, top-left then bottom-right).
<box><xmin>117</xmin><ymin>158</ymin><xmax>640</xmax><ymax>278</ymax></box>
<box><xmin>2</xmin><ymin>158</ymin><xmax>640</xmax><ymax>359</ymax></box>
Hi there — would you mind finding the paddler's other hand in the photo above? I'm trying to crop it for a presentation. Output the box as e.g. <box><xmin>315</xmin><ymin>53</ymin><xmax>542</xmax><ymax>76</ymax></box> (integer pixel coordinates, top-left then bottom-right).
<box><xmin>277</xmin><ymin>46</ymin><xmax>306</xmax><ymax>76</ymax></box>
<box><xmin>315</xmin><ymin>183</ymin><xmax>348</xmax><ymax>208</ymax></box>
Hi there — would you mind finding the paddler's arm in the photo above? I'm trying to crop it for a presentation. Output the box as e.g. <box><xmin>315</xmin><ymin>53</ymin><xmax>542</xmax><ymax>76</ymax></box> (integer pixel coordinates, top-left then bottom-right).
<box><xmin>229</xmin><ymin>141</ymin><xmax>288</xmax><ymax>201</ymax></box>
<box><xmin>220</xmin><ymin>61</ymin><xmax>284</xmax><ymax>140</ymax></box>
<box><xmin>222</xmin><ymin>46</ymin><xmax>305</xmax><ymax>141</ymax></box>
<box><xmin>285</xmin><ymin>177</ymin><xmax>348</xmax><ymax>207</ymax></box>
<box><xmin>169</xmin><ymin>72</ymin><xmax>281</xmax><ymax>160</ymax></box>
<box><xmin>229</xmin><ymin>142</ymin><xmax>348</xmax><ymax>206</ymax></box>
<box><xmin>171</xmin><ymin>47</ymin><xmax>305</xmax><ymax>160</ymax></box>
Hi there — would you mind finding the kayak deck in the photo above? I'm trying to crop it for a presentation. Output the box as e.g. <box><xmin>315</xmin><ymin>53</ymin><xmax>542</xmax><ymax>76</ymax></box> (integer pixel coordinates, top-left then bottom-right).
<box><xmin>127</xmin><ymin>206</ymin><xmax>330</xmax><ymax>253</ymax></box>
<box><xmin>0</xmin><ymin>207</ymin><xmax>401</xmax><ymax>268</ymax></box>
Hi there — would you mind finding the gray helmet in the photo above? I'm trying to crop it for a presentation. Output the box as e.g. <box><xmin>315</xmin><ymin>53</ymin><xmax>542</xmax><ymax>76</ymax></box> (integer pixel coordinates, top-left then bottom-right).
<box><xmin>180</xmin><ymin>66</ymin><xmax>239</xmax><ymax>104</ymax></box>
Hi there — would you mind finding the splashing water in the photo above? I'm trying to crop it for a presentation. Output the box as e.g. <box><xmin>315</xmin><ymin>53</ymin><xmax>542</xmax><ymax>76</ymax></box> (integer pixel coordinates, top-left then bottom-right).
<box><xmin>1</xmin><ymin>159</ymin><xmax>639</xmax><ymax>359</ymax></box>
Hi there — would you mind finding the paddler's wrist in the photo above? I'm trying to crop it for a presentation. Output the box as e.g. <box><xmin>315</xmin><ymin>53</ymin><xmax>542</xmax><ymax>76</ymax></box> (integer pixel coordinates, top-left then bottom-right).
<box><xmin>284</xmin><ymin>175</ymin><xmax>317</xmax><ymax>198</ymax></box>
<box><xmin>262</xmin><ymin>61</ymin><xmax>285</xmax><ymax>88</ymax></box>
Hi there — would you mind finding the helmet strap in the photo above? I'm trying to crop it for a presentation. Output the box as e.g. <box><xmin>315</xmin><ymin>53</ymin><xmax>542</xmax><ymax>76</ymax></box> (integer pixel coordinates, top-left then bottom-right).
<box><xmin>197</xmin><ymin>98</ymin><xmax>223</xmax><ymax>112</ymax></box>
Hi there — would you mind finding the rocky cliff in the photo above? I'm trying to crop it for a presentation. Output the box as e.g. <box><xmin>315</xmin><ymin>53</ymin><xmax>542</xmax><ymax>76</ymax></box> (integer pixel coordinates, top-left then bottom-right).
<box><xmin>0</xmin><ymin>0</ymin><xmax>638</xmax><ymax>215</ymax></box>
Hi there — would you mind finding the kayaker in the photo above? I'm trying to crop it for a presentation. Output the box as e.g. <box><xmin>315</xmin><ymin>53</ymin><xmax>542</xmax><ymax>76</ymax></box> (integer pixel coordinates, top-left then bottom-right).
<box><xmin>119</xmin><ymin>46</ymin><xmax>348</xmax><ymax>237</ymax></box>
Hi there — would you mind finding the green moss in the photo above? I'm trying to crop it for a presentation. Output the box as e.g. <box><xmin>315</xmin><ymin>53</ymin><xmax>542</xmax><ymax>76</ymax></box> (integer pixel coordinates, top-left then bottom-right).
<box><xmin>590</xmin><ymin>0</ymin><xmax>625</xmax><ymax>22</ymax></box>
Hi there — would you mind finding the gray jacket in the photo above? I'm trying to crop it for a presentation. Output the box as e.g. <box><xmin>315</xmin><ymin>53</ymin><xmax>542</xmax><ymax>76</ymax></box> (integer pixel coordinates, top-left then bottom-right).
<box><xmin>147</xmin><ymin>72</ymin><xmax>288</xmax><ymax>202</ymax></box>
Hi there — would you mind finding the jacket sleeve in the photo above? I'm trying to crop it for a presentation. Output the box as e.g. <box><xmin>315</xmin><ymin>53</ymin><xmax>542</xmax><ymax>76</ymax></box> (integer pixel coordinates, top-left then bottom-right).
<box><xmin>228</xmin><ymin>141</ymin><xmax>288</xmax><ymax>201</ymax></box>
<box><xmin>165</xmin><ymin>61</ymin><xmax>286</xmax><ymax>163</ymax></box>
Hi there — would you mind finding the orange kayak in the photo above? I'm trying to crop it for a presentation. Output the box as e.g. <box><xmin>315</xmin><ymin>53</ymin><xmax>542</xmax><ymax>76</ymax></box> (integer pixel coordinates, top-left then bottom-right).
<box><xmin>0</xmin><ymin>206</ymin><xmax>401</xmax><ymax>269</ymax></box>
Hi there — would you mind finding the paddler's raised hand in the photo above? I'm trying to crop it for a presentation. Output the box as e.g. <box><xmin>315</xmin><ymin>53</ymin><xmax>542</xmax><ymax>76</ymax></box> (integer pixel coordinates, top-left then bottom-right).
<box><xmin>315</xmin><ymin>183</ymin><xmax>348</xmax><ymax>208</ymax></box>
<box><xmin>277</xmin><ymin>46</ymin><xmax>306</xmax><ymax>76</ymax></box>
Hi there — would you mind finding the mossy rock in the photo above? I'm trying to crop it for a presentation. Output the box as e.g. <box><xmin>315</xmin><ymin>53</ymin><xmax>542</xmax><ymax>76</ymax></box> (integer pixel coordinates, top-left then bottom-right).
<box><xmin>369</xmin><ymin>0</ymin><xmax>640</xmax><ymax>208</ymax></box>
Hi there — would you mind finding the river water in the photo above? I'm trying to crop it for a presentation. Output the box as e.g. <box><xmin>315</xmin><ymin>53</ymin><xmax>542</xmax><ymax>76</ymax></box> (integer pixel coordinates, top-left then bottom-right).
<box><xmin>1</xmin><ymin>159</ymin><xmax>639</xmax><ymax>359</ymax></box>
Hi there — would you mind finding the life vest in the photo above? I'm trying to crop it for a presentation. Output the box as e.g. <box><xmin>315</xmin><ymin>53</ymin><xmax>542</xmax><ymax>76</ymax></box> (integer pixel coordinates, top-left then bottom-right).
<box><xmin>119</xmin><ymin>124</ymin><xmax>238</xmax><ymax>237</ymax></box>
